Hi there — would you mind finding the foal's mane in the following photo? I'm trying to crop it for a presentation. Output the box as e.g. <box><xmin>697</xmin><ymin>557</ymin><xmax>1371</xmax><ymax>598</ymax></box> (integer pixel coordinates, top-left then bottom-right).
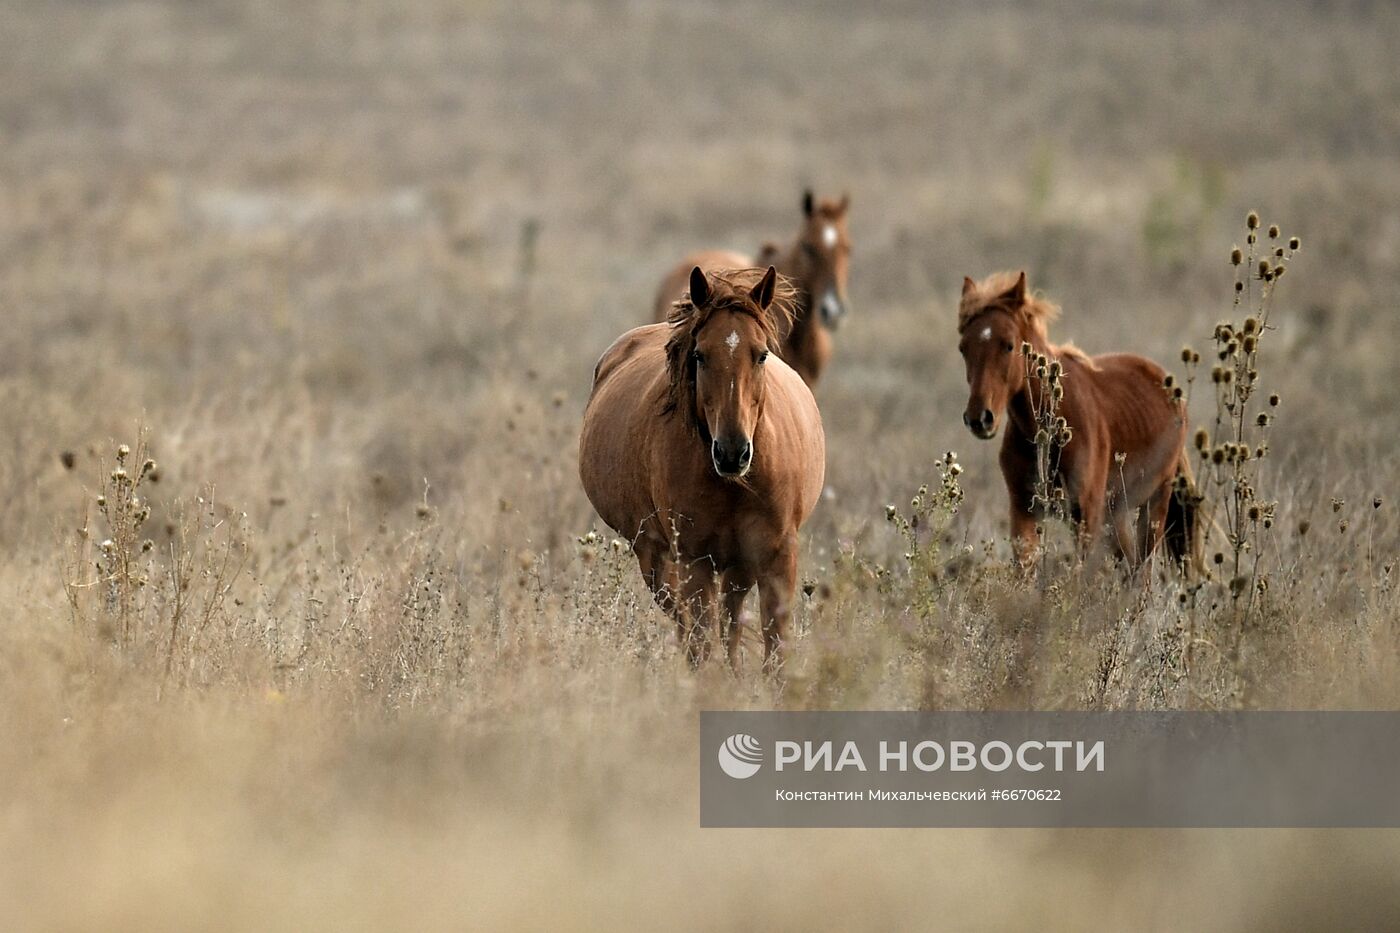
<box><xmin>663</xmin><ymin>268</ymin><xmax>796</xmax><ymax>418</ymax></box>
<box><xmin>958</xmin><ymin>271</ymin><xmax>1096</xmax><ymax>368</ymax></box>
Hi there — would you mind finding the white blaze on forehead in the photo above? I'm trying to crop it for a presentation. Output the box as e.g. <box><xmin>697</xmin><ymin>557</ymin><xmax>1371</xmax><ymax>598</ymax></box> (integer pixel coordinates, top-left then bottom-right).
<box><xmin>980</xmin><ymin>326</ymin><xmax>993</xmax><ymax>342</ymax></box>
<box><xmin>822</xmin><ymin>224</ymin><xmax>838</xmax><ymax>249</ymax></box>
<box><xmin>725</xmin><ymin>330</ymin><xmax>740</xmax><ymax>355</ymax></box>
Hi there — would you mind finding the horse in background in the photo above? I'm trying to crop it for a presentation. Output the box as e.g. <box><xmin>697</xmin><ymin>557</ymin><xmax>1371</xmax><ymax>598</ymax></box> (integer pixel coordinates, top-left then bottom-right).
<box><xmin>582</xmin><ymin>266</ymin><xmax>826</xmax><ymax>672</ymax></box>
<box><xmin>652</xmin><ymin>190</ymin><xmax>851</xmax><ymax>387</ymax></box>
<box><xmin>956</xmin><ymin>271</ymin><xmax>1196</xmax><ymax>569</ymax></box>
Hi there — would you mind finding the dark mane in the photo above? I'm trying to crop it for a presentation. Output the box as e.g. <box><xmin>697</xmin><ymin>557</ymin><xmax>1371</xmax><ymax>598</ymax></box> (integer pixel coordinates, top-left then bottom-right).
<box><xmin>663</xmin><ymin>268</ymin><xmax>796</xmax><ymax>419</ymax></box>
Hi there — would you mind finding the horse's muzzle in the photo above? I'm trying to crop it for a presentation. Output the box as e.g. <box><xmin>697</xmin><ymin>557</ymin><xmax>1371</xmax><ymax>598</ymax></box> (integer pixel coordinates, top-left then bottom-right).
<box><xmin>964</xmin><ymin>409</ymin><xmax>997</xmax><ymax>440</ymax></box>
<box><xmin>819</xmin><ymin>291</ymin><xmax>847</xmax><ymax>330</ymax></box>
<box><xmin>711</xmin><ymin>437</ymin><xmax>753</xmax><ymax>478</ymax></box>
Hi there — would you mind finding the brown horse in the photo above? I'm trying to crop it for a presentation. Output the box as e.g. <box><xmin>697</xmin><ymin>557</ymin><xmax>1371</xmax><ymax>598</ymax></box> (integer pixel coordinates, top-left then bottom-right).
<box><xmin>582</xmin><ymin>266</ymin><xmax>826</xmax><ymax>672</ymax></box>
<box><xmin>652</xmin><ymin>190</ymin><xmax>851</xmax><ymax>387</ymax></box>
<box><xmin>957</xmin><ymin>271</ymin><xmax>1195</xmax><ymax>568</ymax></box>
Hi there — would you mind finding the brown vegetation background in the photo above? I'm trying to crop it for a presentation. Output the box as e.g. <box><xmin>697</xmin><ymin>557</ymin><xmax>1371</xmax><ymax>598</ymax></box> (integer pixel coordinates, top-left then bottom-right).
<box><xmin>2</xmin><ymin>0</ymin><xmax>1399</xmax><ymax>928</ymax></box>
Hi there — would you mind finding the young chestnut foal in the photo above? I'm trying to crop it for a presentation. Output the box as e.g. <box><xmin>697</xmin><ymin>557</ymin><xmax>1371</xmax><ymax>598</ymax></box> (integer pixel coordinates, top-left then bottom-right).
<box><xmin>957</xmin><ymin>271</ymin><xmax>1194</xmax><ymax>569</ymax></box>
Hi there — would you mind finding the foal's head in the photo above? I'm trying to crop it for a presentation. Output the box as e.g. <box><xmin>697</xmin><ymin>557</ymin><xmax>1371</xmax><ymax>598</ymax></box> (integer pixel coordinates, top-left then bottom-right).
<box><xmin>794</xmin><ymin>189</ymin><xmax>852</xmax><ymax>328</ymax></box>
<box><xmin>957</xmin><ymin>271</ymin><xmax>1057</xmax><ymax>439</ymax></box>
<box><xmin>667</xmin><ymin>266</ymin><xmax>793</xmax><ymax>479</ymax></box>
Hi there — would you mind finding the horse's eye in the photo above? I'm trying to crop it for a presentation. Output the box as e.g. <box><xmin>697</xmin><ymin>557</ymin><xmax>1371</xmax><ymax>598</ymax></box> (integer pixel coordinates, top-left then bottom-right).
<box><xmin>692</xmin><ymin>351</ymin><xmax>705</xmax><ymax>366</ymax></box>
<box><xmin>1003</xmin><ymin>342</ymin><xmax>1015</xmax><ymax>354</ymax></box>
<box><xmin>757</xmin><ymin>351</ymin><xmax>769</xmax><ymax>365</ymax></box>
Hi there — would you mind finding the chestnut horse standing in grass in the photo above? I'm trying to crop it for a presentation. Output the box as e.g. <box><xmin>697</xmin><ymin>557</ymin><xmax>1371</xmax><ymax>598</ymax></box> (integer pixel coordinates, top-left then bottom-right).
<box><xmin>653</xmin><ymin>190</ymin><xmax>851</xmax><ymax>387</ymax></box>
<box><xmin>582</xmin><ymin>266</ymin><xmax>826</xmax><ymax>672</ymax></box>
<box><xmin>957</xmin><ymin>271</ymin><xmax>1196</xmax><ymax>568</ymax></box>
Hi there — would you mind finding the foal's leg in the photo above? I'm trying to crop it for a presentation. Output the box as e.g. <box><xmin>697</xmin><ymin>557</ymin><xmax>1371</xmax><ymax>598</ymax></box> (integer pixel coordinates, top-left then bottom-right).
<box><xmin>1009</xmin><ymin>503</ymin><xmax>1041</xmax><ymax>571</ymax></box>
<box><xmin>1108</xmin><ymin>501</ymin><xmax>1138</xmax><ymax>568</ymax></box>
<box><xmin>720</xmin><ymin>571</ymin><xmax>754</xmax><ymax>673</ymax></box>
<box><xmin>1138</xmin><ymin>483</ymin><xmax>1172</xmax><ymax>572</ymax></box>
<box><xmin>758</xmin><ymin>542</ymin><xmax>799</xmax><ymax>676</ymax></box>
<box><xmin>1076</xmin><ymin>486</ymin><xmax>1108</xmax><ymax>565</ymax></box>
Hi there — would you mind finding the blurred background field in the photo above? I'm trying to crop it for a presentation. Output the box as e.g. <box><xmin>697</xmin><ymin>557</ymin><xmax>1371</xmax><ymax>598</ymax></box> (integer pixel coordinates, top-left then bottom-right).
<box><xmin>2</xmin><ymin>0</ymin><xmax>1400</xmax><ymax>928</ymax></box>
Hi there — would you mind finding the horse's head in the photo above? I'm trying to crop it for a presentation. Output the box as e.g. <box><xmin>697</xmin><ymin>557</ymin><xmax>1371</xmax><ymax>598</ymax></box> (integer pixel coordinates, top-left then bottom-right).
<box><xmin>667</xmin><ymin>265</ymin><xmax>793</xmax><ymax>479</ymax></box>
<box><xmin>795</xmin><ymin>189</ymin><xmax>852</xmax><ymax>329</ymax></box>
<box><xmin>957</xmin><ymin>271</ymin><xmax>1037</xmax><ymax>440</ymax></box>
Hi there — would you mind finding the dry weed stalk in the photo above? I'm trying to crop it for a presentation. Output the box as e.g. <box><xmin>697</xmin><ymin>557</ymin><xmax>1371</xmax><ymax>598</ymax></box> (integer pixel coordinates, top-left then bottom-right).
<box><xmin>62</xmin><ymin>434</ymin><xmax>250</xmax><ymax>680</ymax></box>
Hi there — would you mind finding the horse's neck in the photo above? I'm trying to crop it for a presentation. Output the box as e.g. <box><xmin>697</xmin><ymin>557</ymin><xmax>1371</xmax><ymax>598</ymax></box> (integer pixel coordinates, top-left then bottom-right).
<box><xmin>1008</xmin><ymin>333</ymin><xmax>1057</xmax><ymax>438</ymax></box>
<box><xmin>1007</xmin><ymin>387</ymin><xmax>1039</xmax><ymax>440</ymax></box>
<box><xmin>770</xmin><ymin>239</ymin><xmax>819</xmax><ymax>346</ymax></box>
<box><xmin>761</xmin><ymin>238</ymin><xmax>812</xmax><ymax>311</ymax></box>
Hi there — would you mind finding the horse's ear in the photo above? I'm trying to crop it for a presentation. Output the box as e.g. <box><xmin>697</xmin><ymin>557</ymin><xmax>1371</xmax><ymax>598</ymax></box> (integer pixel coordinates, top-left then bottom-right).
<box><xmin>802</xmin><ymin>189</ymin><xmax>814</xmax><ymax>217</ymax></box>
<box><xmin>838</xmin><ymin>192</ymin><xmax>850</xmax><ymax>213</ymax></box>
<box><xmin>688</xmin><ymin>266</ymin><xmax>711</xmax><ymax>307</ymax></box>
<box><xmin>962</xmin><ymin>276</ymin><xmax>977</xmax><ymax>297</ymax></box>
<box><xmin>1000</xmin><ymin>271</ymin><xmax>1027</xmax><ymax>305</ymax></box>
<box><xmin>750</xmin><ymin>265</ymin><xmax>778</xmax><ymax>311</ymax></box>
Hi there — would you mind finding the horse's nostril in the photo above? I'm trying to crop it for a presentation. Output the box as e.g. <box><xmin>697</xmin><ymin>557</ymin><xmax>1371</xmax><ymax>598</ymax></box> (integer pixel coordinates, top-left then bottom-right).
<box><xmin>979</xmin><ymin>410</ymin><xmax>994</xmax><ymax>429</ymax></box>
<box><xmin>739</xmin><ymin>443</ymin><xmax>752</xmax><ymax>464</ymax></box>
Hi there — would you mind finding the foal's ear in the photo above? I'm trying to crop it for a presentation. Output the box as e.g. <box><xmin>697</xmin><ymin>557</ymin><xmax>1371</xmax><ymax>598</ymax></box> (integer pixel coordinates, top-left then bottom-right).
<box><xmin>837</xmin><ymin>192</ymin><xmax>850</xmax><ymax>213</ymax></box>
<box><xmin>1000</xmin><ymin>271</ymin><xmax>1027</xmax><ymax>305</ymax></box>
<box><xmin>688</xmin><ymin>266</ymin><xmax>711</xmax><ymax>307</ymax></box>
<box><xmin>750</xmin><ymin>265</ymin><xmax>778</xmax><ymax>311</ymax></box>
<box><xmin>962</xmin><ymin>276</ymin><xmax>977</xmax><ymax>297</ymax></box>
<box><xmin>802</xmin><ymin>189</ymin><xmax>815</xmax><ymax>217</ymax></box>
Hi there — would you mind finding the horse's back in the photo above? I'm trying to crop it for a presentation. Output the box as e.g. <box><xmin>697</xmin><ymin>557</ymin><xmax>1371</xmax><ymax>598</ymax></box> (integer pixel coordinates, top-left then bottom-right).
<box><xmin>580</xmin><ymin>324</ymin><xmax>671</xmax><ymax>539</ymax></box>
<box><xmin>652</xmin><ymin>249</ymin><xmax>754</xmax><ymax>322</ymax></box>
<box><xmin>1087</xmin><ymin>352</ymin><xmax>1174</xmax><ymax>419</ymax></box>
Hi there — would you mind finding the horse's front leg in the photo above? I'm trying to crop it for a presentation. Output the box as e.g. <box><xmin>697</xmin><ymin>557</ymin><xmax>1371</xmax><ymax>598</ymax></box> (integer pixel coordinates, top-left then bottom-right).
<box><xmin>1009</xmin><ymin>504</ymin><xmax>1040</xmax><ymax>570</ymax></box>
<box><xmin>677</xmin><ymin>560</ymin><xmax>717</xmax><ymax>668</ymax></box>
<box><xmin>635</xmin><ymin>541</ymin><xmax>677</xmax><ymax>614</ymax></box>
<box><xmin>720</xmin><ymin>570</ymin><xmax>754</xmax><ymax>673</ymax></box>
<box><xmin>758</xmin><ymin>539</ymin><xmax>799</xmax><ymax>677</ymax></box>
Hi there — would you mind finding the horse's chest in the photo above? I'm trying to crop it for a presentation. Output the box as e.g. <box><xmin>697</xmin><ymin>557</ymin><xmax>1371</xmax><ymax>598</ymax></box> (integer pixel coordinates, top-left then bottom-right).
<box><xmin>680</xmin><ymin>514</ymin><xmax>750</xmax><ymax>565</ymax></box>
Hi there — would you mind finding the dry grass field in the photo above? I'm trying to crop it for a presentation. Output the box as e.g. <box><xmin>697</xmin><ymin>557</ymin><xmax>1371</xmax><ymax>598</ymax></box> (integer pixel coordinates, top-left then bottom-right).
<box><xmin>3</xmin><ymin>0</ymin><xmax>1400</xmax><ymax>928</ymax></box>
